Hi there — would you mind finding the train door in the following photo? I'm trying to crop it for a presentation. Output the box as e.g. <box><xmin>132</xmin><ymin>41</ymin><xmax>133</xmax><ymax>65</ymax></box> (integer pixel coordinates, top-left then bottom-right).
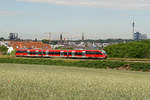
<box><xmin>72</xmin><ymin>51</ymin><xmax>75</xmax><ymax>57</ymax></box>
<box><xmin>45</xmin><ymin>50</ymin><xmax>49</xmax><ymax>57</ymax></box>
<box><xmin>60</xmin><ymin>51</ymin><xmax>64</xmax><ymax>57</ymax></box>
<box><xmin>27</xmin><ymin>50</ymin><xmax>30</xmax><ymax>56</ymax></box>
<box><xmin>82</xmin><ymin>51</ymin><xmax>86</xmax><ymax>58</ymax></box>
<box><xmin>36</xmin><ymin>50</ymin><xmax>39</xmax><ymax>56</ymax></box>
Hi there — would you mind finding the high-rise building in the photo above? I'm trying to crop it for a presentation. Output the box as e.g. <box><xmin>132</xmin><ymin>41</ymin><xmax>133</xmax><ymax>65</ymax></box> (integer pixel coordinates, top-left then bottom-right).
<box><xmin>9</xmin><ymin>33</ymin><xmax>19</xmax><ymax>40</ymax></box>
<box><xmin>133</xmin><ymin>32</ymin><xmax>142</xmax><ymax>40</ymax></box>
<box><xmin>133</xmin><ymin>32</ymin><xmax>147</xmax><ymax>40</ymax></box>
<box><xmin>141</xmin><ymin>34</ymin><xmax>147</xmax><ymax>40</ymax></box>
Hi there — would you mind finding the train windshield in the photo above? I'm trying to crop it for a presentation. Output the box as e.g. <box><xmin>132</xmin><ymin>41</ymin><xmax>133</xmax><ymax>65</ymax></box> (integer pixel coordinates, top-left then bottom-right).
<box><xmin>101</xmin><ymin>50</ymin><xmax>107</xmax><ymax>54</ymax></box>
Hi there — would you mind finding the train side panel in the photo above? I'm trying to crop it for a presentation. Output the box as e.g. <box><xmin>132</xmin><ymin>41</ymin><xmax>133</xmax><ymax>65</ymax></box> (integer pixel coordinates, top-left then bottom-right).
<box><xmin>16</xmin><ymin>49</ymin><xmax>107</xmax><ymax>59</ymax></box>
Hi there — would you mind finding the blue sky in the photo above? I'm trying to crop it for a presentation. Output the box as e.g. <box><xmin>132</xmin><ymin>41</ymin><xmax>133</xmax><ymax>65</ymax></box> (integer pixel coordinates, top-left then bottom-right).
<box><xmin>0</xmin><ymin>0</ymin><xmax>150</xmax><ymax>40</ymax></box>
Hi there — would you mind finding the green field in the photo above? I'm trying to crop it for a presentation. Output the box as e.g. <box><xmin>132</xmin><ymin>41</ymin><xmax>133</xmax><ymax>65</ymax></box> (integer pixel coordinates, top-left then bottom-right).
<box><xmin>0</xmin><ymin>63</ymin><xmax>150</xmax><ymax>100</ymax></box>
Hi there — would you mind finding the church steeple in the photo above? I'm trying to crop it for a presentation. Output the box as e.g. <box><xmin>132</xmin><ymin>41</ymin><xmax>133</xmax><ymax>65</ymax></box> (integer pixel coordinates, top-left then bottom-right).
<box><xmin>60</xmin><ymin>34</ymin><xmax>62</xmax><ymax>41</ymax></box>
<box><xmin>60</xmin><ymin>33</ymin><xmax>63</xmax><ymax>44</ymax></box>
<box><xmin>82</xmin><ymin>33</ymin><xmax>84</xmax><ymax>41</ymax></box>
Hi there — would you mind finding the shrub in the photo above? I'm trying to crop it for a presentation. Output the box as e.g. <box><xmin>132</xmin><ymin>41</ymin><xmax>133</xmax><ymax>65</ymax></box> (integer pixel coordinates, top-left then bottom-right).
<box><xmin>0</xmin><ymin>45</ymin><xmax>8</xmax><ymax>55</ymax></box>
<box><xmin>130</xmin><ymin>63</ymin><xmax>150</xmax><ymax>72</ymax></box>
<box><xmin>104</xmin><ymin>40</ymin><xmax>150</xmax><ymax>58</ymax></box>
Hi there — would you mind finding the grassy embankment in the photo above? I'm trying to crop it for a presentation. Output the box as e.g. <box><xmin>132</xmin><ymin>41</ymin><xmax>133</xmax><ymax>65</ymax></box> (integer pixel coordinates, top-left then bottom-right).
<box><xmin>0</xmin><ymin>63</ymin><xmax>150</xmax><ymax>100</ymax></box>
<box><xmin>0</xmin><ymin>57</ymin><xmax>150</xmax><ymax>71</ymax></box>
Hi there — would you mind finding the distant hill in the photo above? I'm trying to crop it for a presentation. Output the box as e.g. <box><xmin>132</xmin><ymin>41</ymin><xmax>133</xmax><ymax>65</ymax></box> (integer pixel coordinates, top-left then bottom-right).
<box><xmin>104</xmin><ymin>40</ymin><xmax>150</xmax><ymax>58</ymax></box>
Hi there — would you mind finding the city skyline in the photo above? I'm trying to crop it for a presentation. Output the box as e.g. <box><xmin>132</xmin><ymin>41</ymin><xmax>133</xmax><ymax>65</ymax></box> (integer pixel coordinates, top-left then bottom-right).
<box><xmin>0</xmin><ymin>0</ymin><xmax>150</xmax><ymax>39</ymax></box>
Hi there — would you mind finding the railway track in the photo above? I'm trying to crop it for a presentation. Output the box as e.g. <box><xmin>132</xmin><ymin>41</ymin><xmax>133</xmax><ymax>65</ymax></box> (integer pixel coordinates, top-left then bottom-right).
<box><xmin>54</xmin><ymin>57</ymin><xmax>150</xmax><ymax>63</ymax></box>
<box><xmin>107</xmin><ymin>58</ymin><xmax>150</xmax><ymax>63</ymax></box>
<box><xmin>47</xmin><ymin>57</ymin><xmax>150</xmax><ymax>63</ymax></box>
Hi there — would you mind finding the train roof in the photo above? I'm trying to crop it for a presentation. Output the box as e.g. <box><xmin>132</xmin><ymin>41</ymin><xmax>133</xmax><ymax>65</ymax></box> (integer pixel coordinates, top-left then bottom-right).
<box><xmin>16</xmin><ymin>49</ymin><xmax>104</xmax><ymax>51</ymax></box>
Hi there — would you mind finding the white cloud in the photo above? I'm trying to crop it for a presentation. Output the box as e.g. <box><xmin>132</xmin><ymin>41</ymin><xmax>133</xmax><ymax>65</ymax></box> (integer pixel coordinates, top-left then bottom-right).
<box><xmin>16</xmin><ymin>0</ymin><xmax>150</xmax><ymax>9</ymax></box>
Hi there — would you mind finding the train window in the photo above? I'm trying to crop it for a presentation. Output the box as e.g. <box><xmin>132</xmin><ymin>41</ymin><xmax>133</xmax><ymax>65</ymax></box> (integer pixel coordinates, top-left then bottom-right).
<box><xmin>64</xmin><ymin>52</ymin><xmax>67</xmax><ymax>55</ymax></box>
<box><xmin>75</xmin><ymin>52</ymin><xmax>82</xmax><ymax>56</ymax></box>
<box><xmin>43</xmin><ymin>51</ymin><xmax>49</xmax><ymax>55</ymax></box>
<box><xmin>86</xmin><ymin>51</ymin><xmax>93</xmax><ymax>54</ymax></box>
<box><xmin>48</xmin><ymin>52</ymin><xmax>60</xmax><ymax>55</ymax></box>
<box><xmin>63</xmin><ymin>52</ymin><xmax>72</xmax><ymax>55</ymax></box>
<box><xmin>86</xmin><ymin>51</ymin><xmax>102</xmax><ymax>55</ymax></box>
<box><xmin>16</xmin><ymin>51</ymin><xmax>21</xmax><ymax>53</ymax></box>
<box><xmin>48</xmin><ymin>52</ymin><xmax>54</xmax><ymax>55</ymax></box>
<box><xmin>37</xmin><ymin>52</ymin><xmax>42</xmax><ymax>55</ymax></box>
<box><xmin>54</xmin><ymin>52</ymin><xmax>60</xmax><ymax>55</ymax></box>
<box><xmin>28</xmin><ymin>51</ymin><xmax>36</xmax><ymax>54</ymax></box>
<box><xmin>96</xmin><ymin>52</ymin><xmax>103</xmax><ymax>55</ymax></box>
<box><xmin>68</xmin><ymin>52</ymin><xmax>72</xmax><ymax>55</ymax></box>
<box><xmin>16</xmin><ymin>50</ymin><xmax>27</xmax><ymax>53</ymax></box>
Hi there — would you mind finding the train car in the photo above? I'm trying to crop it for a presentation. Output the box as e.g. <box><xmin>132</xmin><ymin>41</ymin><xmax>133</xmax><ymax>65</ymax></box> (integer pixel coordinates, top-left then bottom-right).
<box><xmin>16</xmin><ymin>49</ymin><xmax>28</xmax><ymax>57</ymax></box>
<box><xmin>16</xmin><ymin>49</ymin><xmax>107</xmax><ymax>59</ymax></box>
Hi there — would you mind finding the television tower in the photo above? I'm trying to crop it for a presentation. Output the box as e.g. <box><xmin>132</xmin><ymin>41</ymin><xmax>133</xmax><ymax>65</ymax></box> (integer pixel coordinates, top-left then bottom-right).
<box><xmin>132</xmin><ymin>18</ymin><xmax>135</xmax><ymax>34</ymax></box>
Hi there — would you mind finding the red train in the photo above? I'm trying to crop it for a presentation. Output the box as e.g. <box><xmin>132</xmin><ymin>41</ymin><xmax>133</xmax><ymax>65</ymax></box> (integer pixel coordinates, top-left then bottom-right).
<box><xmin>16</xmin><ymin>49</ymin><xmax>107</xmax><ymax>59</ymax></box>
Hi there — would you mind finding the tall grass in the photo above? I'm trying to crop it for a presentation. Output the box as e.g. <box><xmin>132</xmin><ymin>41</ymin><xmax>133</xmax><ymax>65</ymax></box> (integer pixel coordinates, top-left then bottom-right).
<box><xmin>0</xmin><ymin>63</ymin><xmax>150</xmax><ymax>100</ymax></box>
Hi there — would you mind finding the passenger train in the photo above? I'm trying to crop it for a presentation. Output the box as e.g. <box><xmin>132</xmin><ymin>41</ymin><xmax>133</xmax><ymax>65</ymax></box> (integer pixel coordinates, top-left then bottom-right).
<box><xmin>16</xmin><ymin>49</ymin><xmax>107</xmax><ymax>59</ymax></box>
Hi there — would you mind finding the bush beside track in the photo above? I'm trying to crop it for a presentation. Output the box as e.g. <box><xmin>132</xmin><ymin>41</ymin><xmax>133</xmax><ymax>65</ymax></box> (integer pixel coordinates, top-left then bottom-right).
<box><xmin>104</xmin><ymin>40</ymin><xmax>150</xmax><ymax>58</ymax></box>
<box><xmin>0</xmin><ymin>57</ymin><xmax>150</xmax><ymax>71</ymax></box>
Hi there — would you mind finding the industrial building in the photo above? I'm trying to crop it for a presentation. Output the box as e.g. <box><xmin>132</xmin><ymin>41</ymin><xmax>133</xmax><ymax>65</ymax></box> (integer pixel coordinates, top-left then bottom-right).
<box><xmin>9</xmin><ymin>33</ymin><xmax>20</xmax><ymax>40</ymax></box>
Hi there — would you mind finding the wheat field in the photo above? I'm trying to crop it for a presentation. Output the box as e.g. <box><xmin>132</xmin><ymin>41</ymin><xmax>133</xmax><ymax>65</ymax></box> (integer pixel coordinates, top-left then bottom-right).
<box><xmin>0</xmin><ymin>63</ymin><xmax>150</xmax><ymax>100</ymax></box>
